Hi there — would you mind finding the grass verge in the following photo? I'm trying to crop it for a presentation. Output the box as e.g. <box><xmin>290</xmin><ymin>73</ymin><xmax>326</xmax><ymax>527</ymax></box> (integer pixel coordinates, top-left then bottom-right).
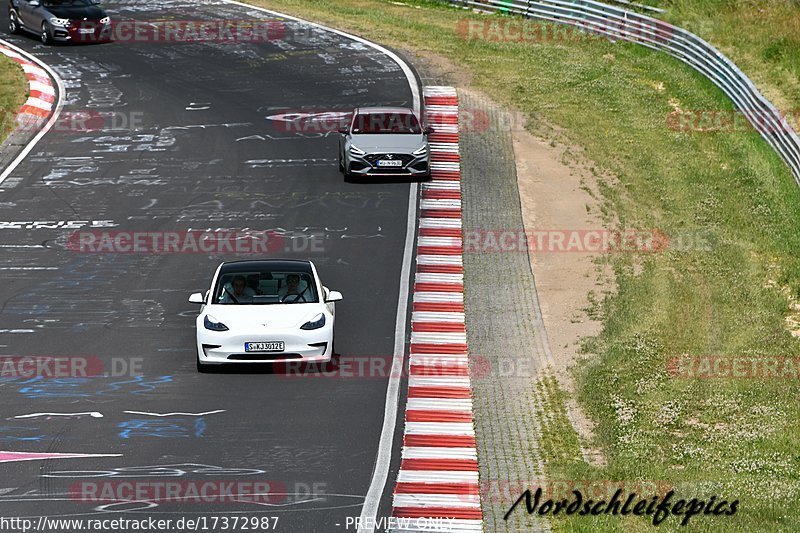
<box><xmin>0</xmin><ymin>51</ymin><xmax>27</xmax><ymax>144</ymax></box>
<box><xmin>251</xmin><ymin>1</ymin><xmax>800</xmax><ymax>530</ymax></box>
<box><xmin>646</xmin><ymin>0</ymin><xmax>799</xmax><ymax>114</ymax></box>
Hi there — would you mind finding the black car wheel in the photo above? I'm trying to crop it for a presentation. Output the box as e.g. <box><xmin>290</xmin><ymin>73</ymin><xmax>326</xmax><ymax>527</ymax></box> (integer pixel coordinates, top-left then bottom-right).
<box><xmin>41</xmin><ymin>21</ymin><xmax>53</xmax><ymax>45</ymax></box>
<box><xmin>8</xmin><ymin>11</ymin><xmax>20</xmax><ymax>34</ymax></box>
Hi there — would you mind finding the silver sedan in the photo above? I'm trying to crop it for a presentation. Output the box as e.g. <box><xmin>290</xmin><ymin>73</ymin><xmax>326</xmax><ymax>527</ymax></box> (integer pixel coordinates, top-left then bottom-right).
<box><xmin>338</xmin><ymin>107</ymin><xmax>433</xmax><ymax>180</ymax></box>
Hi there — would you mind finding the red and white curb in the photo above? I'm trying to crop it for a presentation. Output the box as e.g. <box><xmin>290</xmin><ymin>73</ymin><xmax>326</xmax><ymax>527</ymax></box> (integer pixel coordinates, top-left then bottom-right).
<box><xmin>0</xmin><ymin>39</ymin><xmax>61</xmax><ymax>187</ymax></box>
<box><xmin>0</xmin><ymin>44</ymin><xmax>55</xmax><ymax>123</ymax></box>
<box><xmin>389</xmin><ymin>87</ymin><xmax>483</xmax><ymax>532</ymax></box>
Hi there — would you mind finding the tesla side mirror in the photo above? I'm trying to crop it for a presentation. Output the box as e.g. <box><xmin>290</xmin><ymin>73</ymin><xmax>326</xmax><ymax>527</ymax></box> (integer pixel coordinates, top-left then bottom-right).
<box><xmin>325</xmin><ymin>291</ymin><xmax>343</xmax><ymax>303</ymax></box>
<box><xmin>423</xmin><ymin>126</ymin><xmax>435</xmax><ymax>135</ymax></box>
<box><xmin>189</xmin><ymin>292</ymin><xmax>205</xmax><ymax>304</ymax></box>
<box><xmin>338</xmin><ymin>127</ymin><xmax>348</xmax><ymax>135</ymax></box>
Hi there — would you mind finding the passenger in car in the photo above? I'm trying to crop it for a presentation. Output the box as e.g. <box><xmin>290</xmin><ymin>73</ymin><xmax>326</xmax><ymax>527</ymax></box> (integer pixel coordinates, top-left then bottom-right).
<box><xmin>278</xmin><ymin>274</ymin><xmax>309</xmax><ymax>302</ymax></box>
<box><xmin>220</xmin><ymin>275</ymin><xmax>256</xmax><ymax>303</ymax></box>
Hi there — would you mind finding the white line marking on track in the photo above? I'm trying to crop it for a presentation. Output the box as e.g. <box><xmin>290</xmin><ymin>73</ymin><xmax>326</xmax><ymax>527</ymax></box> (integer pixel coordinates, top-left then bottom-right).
<box><xmin>13</xmin><ymin>412</ymin><xmax>103</xmax><ymax>419</ymax></box>
<box><xmin>122</xmin><ymin>410</ymin><xmax>225</xmax><ymax>417</ymax></box>
<box><xmin>0</xmin><ymin>267</ymin><xmax>58</xmax><ymax>271</ymax></box>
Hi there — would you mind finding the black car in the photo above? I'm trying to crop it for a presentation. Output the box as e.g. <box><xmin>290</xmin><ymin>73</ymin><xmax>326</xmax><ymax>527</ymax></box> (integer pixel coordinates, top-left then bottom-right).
<box><xmin>8</xmin><ymin>0</ymin><xmax>111</xmax><ymax>44</ymax></box>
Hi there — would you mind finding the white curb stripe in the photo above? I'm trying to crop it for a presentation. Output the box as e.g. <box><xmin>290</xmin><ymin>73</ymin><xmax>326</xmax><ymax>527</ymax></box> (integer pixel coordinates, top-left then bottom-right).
<box><xmin>418</xmin><ymin>236</ymin><xmax>462</xmax><ymax>248</ymax></box>
<box><xmin>392</xmin><ymin>518</ymin><xmax>483</xmax><ymax>531</ymax></box>
<box><xmin>406</xmin><ymin>399</ymin><xmax>473</xmax><ymax>412</ymax></box>
<box><xmin>23</xmin><ymin>97</ymin><xmax>52</xmax><ymax>111</ymax></box>
<box><xmin>411</xmin><ymin>332</ymin><xmax>468</xmax><ymax>344</ymax></box>
<box><xmin>411</xmin><ymin>308</ymin><xmax>465</xmax><ymax>318</ymax></box>
<box><xmin>420</xmin><ymin>198</ymin><xmax>462</xmax><ymax>210</ymax></box>
<box><xmin>408</xmin><ymin>377</ymin><xmax>472</xmax><ymax>389</ymax></box>
<box><xmin>419</xmin><ymin>218</ymin><xmax>462</xmax><ymax>229</ymax></box>
<box><xmin>21</xmin><ymin>63</ymin><xmax>47</xmax><ymax>78</ymax></box>
<box><xmin>416</xmin><ymin>255</ymin><xmax>464</xmax><ymax>266</ymax></box>
<box><xmin>424</xmin><ymin>181</ymin><xmax>462</xmax><ymax>190</ymax></box>
<box><xmin>423</xmin><ymin>86</ymin><xmax>458</xmax><ymax>95</ymax></box>
<box><xmin>401</xmin><ymin>448</ymin><xmax>478</xmax><ymax>460</ymax></box>
<box><xmin>430</xmin><ymin>161</ymin><xmax>461</xmax><ymax>171</ymax></box>
<box><xmin>393</xmin><ymin>494</ymin><xmax>481</xmax><ymax>508</ymax></box>
<box><xmin>426</xmin><ymin>105</ymin><xmax>459</xmax><ymax>113</ymax></box>
<box><xmin>413</xmin><ymin>292</ymin><xmax>464</xmax><ymax>303</ymax></box>
<box><xmin>397</xmin><ymin>470</ymin><xmax>479</xmax><ymax>483</ymax></box>
<box><xmin>410</xmin><ymin>353</ymin><xmax>469</xmax><ymax>362</ymax></box>
<box><xmin>29</xmin><ymin>80</ymin><xmax>55</xmax><ymax>95</ymax></box>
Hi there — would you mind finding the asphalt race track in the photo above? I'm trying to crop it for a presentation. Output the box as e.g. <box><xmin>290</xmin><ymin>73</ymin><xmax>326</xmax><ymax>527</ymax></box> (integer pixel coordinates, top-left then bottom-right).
<box><xmin>0</xmin><ymin>1</ymin><xmax>417</xmax><ymax>530</ymax></box>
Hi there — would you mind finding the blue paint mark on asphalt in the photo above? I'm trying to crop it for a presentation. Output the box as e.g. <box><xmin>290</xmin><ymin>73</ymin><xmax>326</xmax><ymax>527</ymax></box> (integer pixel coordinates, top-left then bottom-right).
<box><xmin>18</xmin><ymin>378</ymin><xmax>92</xmax><ymax>398</ymax></box>
<box><xmin>99</xmin><ymin>375</ymin><xmax>173</xmax><ymax>396</ymax></box>
<box><xmin>0</xmin><ymin>426</ymin><xmax>44</xmax><ymax>442</ymax></box>
<box><xmin>16</xmin><ymin>375</ymin><xmax>173</xmax><ymax>398</ymax></box>
<box><xmin>118</xmin><ymin>418</ymin><xmax>206</xmax><ymax>439</ymax></box>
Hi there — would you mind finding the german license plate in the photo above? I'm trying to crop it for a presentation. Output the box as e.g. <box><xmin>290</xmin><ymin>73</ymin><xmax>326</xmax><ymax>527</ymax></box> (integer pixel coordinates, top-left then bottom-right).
<box><xmin>245</xmin><ymin>341</ymin><xmax>284</xmax><ymax>352</ymax></box>
<box><xmin>79</xmin><ymin>28</ymin><xmax>95</xmax><ymax>34</ymax></box>
<box><xmin>377</xmin><ymin>159</ymin><xmax>403</xmax><ymax>167</ymax></box>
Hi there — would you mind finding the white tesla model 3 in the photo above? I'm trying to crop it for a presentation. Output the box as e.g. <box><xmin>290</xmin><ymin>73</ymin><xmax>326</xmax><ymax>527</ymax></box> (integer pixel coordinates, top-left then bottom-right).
<box><xmin>189</xmin><ymin>259</ymin><xmax>342</xmax><ymax>372</ymax></box>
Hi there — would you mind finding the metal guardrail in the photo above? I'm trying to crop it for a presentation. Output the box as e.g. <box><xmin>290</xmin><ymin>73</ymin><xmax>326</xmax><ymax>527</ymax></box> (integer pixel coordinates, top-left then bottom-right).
<box><xmin>444</xmin><ymin>0</ymin><xmax>800</xmax><ymax>185</ymax></box>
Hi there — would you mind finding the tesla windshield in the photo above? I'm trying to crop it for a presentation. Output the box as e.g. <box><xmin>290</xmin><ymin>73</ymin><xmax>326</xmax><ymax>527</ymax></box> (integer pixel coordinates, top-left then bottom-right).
<box><xmin>213</xmin><ymin>269</ymin><xmax>318</xmax><ymax>305</ymax></box>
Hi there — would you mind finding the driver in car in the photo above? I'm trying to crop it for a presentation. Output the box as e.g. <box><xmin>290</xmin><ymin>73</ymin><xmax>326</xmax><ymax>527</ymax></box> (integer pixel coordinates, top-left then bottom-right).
<box><xmin>220</xmin><ymin>275</ymin><xmax>256</xmax><ymax>303</ymax></box>
<box><xmin>278</xmin><ymin>274</ymin><xmax>309</xmax><ymax>302</ymax></box>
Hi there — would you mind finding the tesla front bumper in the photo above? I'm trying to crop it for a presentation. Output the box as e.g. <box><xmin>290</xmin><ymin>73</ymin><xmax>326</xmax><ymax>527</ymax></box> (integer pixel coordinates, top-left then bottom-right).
<box><xmin>196</xmin><ymin>324</ymin><xmax>333</xmax><ymax>364</ymax></box>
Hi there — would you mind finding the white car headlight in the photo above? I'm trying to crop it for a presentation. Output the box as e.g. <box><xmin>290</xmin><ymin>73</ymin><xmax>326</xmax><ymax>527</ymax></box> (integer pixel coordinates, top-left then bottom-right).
<box><xmin>49</xmin><ymin>17</ymin><xmax>71</xmax><ymax>27</ymax></box>
<box><xmin>300</xmin><ymin>313</ymin><xmax>325</xmax><ymax>330</ymax></box>
<box><xmin>204</xmin><ymin>315</ymin><xmax>229</xmax><ymax>332</ymax></box>
<box><xmin>349</xmin><ymin>145</ymin><xmax>366</xmax><ymax>156</ymax></box>
<box><xmin>412</xmin><ymin>144</ymin><xmax>428</xmax><ymax>156</ymax></box>
<box><xmin>99</xmin><ymin>16</ymin><xmax>111</xmax><ymax>24</ymax></box>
